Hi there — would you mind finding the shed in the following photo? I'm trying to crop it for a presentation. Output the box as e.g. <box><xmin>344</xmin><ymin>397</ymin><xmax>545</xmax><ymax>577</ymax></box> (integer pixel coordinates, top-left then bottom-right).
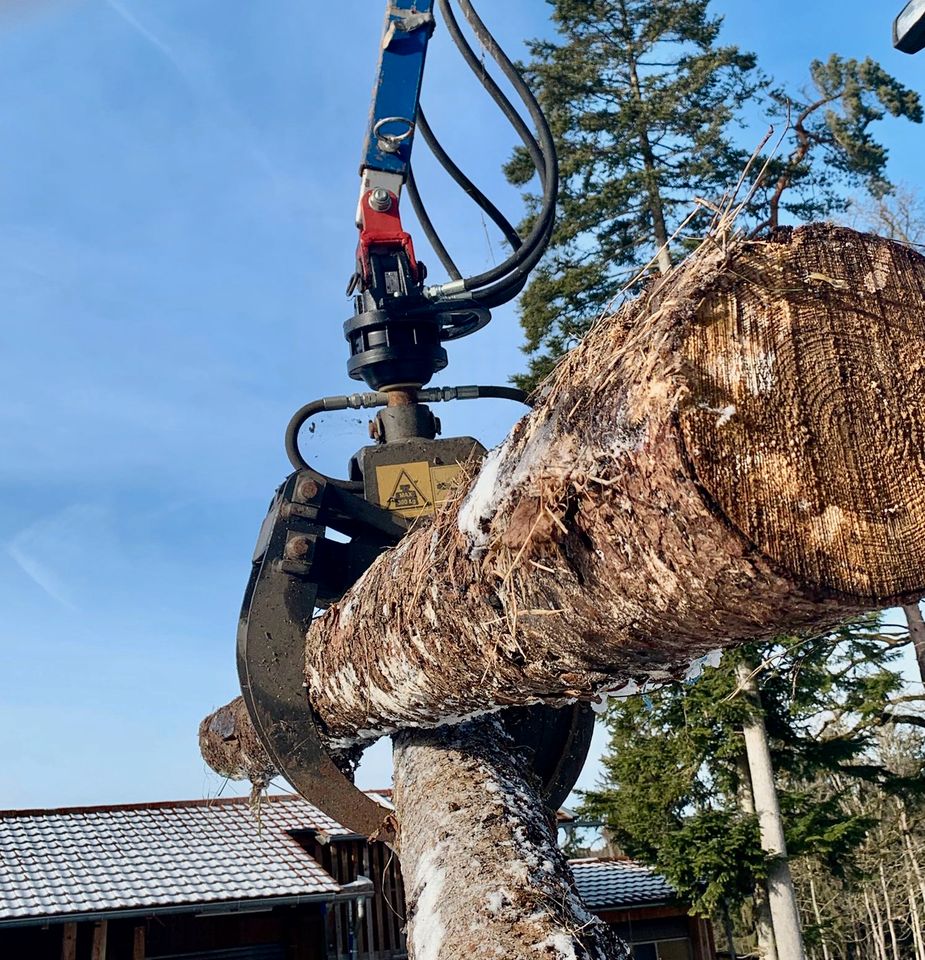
<box><xmin>0</xmin><ymin>795</ymin><xmax>713</xmax><ymax>959</ymax></box>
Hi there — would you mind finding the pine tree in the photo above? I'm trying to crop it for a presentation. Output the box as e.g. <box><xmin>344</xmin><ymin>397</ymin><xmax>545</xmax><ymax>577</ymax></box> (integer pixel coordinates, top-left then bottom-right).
<box><xmin>505</xmin><ymin>0</ymin><xmax>764</xmax><ymax>388</ymax></box>
<box><xmin>580</xmin><ymin>617</ymin><xmax>924</xmax><ymax>951</ymax></box>
<box><xmin>754</xmin><ymin>56</ymin><xmax>924</xmax><ymax>232</ymax></box>
<box><xmin>508</xmin><ymin>3</ymin><xmax>922</xmax><ymax>390</ymax></box>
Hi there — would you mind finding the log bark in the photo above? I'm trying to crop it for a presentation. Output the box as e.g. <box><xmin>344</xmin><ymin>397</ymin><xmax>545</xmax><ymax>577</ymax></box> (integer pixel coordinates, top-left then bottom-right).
<box><xmin>392</xmin><ymin>716</ymin><xmax>627</xmax><ymax>960</ymax></box>
<box><xmin>306</xmin><ymin>225</ymin><xmax>925</xmax><ymax>747</ymax></box>
<box><xmin>199</xmin><ymin>706</ymin><xmax>634</xmax><ymax>957</ymax></box>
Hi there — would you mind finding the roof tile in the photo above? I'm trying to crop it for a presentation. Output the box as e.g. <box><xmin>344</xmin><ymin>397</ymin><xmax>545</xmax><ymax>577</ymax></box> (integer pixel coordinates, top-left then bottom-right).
<box><xmin>569</xmin><ymin>858</ymin><xmax>676</xmax><ymax>910</ymax></box>
<box><xmin>0</xmin><ymin>796</ymin><xmax>342</xmax><ymax>922</ymax></box>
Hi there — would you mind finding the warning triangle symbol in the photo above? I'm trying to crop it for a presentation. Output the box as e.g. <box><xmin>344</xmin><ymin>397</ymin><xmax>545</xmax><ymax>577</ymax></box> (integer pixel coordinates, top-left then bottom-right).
<box><xmin>387</xmin><ymin>470</ymin><xmax>431</xmax><ymax>511</ymax></box>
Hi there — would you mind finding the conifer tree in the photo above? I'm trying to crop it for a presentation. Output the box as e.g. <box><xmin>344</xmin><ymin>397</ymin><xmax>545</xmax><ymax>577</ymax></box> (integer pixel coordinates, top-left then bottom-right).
<box><xmin>580</xmin><ymin>617</ymin><xmax>924</xmax><ymax>951</ymax></box>
<box><xmin>505</xmin><ymin>0</ymin><xmax>763</xmax><ymax>387</ymax></box>
<box><xmin>509</xmin><ymin>2</ymin><xmax>922</xmax><ymax>389</ymax></box>
<box><xmin>755</xmin><ymin>56</ymin><xmax>924</xmax><ymax>232</ymax></box>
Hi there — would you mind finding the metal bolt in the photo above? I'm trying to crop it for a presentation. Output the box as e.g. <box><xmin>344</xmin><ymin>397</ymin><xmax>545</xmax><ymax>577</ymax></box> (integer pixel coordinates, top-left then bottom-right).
<box><xmin>369</xmin><ymin>188</ymin><xmax>393</xmax><ymax>212</ymax></box>
<box><xmin>297</xmin><ymin>479</ymin><xmax>319</xmax><ymax>502</ymax></box>
<box><xmin>285</xmin><ymin>536</ymin><xmax>313</xmax><ymax>561</ymax></box>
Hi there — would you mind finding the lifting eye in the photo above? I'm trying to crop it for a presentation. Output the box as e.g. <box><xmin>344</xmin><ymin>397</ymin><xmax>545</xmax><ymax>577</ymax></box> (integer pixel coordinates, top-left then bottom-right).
<box><xmin>373</xmin><ymin>117</ymin><xmax>416</xmax><ymax>155</ymax></box>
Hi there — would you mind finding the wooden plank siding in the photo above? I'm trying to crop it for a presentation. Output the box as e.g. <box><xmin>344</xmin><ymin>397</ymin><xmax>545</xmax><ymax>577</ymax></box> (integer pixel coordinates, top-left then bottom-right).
<box><xmin>90</xmin><ymin>920</ymin><xmax>107</xmax><ymax>960</ymax></box>
<box><xmin>298</xmin><ymin>833</ymin><xmax>407</xmax><ymax>960</ymax></box>
<box><xmin>60</xmin><ymin>922</ymin><xmax>77</xmax><ymax>960</ymax></box>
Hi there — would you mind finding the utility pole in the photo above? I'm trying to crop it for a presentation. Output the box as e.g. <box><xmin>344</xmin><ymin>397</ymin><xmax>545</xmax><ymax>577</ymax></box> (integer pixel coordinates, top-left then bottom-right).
<box><xmin>736</xmin><ymin>662</ymin><xmax>807</xmax><ymax>960</ymax></box>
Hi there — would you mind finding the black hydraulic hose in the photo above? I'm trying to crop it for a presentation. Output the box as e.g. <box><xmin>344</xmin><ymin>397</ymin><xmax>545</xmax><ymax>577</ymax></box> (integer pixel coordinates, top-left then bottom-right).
<box><xmin>437</xmin><ymin>0</ymin><xmax>558</xmax><ymax>295</ymax></box>
<box><xmin>285</xmin><ymin>398</ymin><xmax>327</xmax><ymax>471</ymax></box>
<box><xmin>453</xmin><ymin>0</ymin><xmax>559</xmax><ymax>290</ymax></box>
<box><xmin>451</xmin><ymin>200</ymin><xmax>555</xmax><ymax>310</ymax></box>
<box><xmin>475</xmin><ymin>385</ymin><xmax>533</xmax><ymax>407</ymax></box>
<box><xmin>417</xmin><ymin>107</ymin><xmax>523</xmax><ymax>251</ymax></box>
<box><xmin>437</xmin><ymin>0</ymin><xmax>546</xmax><ymax>177</ymax></box>
<box><xmin>406</xmin><ymin>168</ymin><xmax>463</xmax><ymax>281</ymax></box>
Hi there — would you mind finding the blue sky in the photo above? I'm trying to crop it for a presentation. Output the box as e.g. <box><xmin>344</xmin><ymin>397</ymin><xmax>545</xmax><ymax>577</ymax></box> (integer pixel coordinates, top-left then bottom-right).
<box><xmin>0</xmin><ymin>0</ymin><xmax>922</xmax><ymax>810</ymax></box>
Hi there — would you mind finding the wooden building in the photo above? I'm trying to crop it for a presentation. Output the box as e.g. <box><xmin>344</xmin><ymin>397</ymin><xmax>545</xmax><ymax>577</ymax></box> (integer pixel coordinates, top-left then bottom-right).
<box><xmin>569</xmin><ymin>858</ymin><xmax>715</xmax><ymax>959</ymax></box>
<box><xmin>0</xmin><ymin>795</ymin><xmax>713</xmax><ymax>959</ymax></box>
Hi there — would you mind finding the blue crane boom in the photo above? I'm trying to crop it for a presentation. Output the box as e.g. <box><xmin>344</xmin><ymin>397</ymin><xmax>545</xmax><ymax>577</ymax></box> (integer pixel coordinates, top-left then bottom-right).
<box><xmin>361</xmin><ymin>0</ymin><xmax>435</xmax><ymax>180</ymax></box>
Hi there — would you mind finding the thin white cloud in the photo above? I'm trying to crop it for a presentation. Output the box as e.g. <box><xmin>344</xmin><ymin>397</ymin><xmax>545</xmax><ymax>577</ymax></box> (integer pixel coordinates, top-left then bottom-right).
<box><xmin>5</xmin><ymin>504</ymin><xmax>116</xmax><ymax>611</ymax></box>
<box><xmin>7</xmin><ymin>541</ymin><xmax>77</xmax><ymax>610</ymax></box>
<box><xmin>103</xmin><ymin>0</ymin><xmax>189</xmax><ymax>77</ymax></box>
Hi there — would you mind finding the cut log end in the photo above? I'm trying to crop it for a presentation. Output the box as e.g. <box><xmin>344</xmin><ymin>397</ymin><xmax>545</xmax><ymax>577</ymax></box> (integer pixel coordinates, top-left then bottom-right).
<box><xmin>198</xmin><ymin>697</ymin><xmax>276</xmax><ymax>788</ymax></box>
<box><xmin>680</xmin><ymin>226</ymin><xmax>925</xmax><ymax>601</ymax></box>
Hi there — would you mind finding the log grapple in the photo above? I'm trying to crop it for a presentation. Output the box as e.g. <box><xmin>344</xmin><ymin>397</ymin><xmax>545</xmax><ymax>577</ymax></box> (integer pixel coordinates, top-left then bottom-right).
<box><xmin>236</xmin><ymin>0</ymin><xmax>594</xmax><ymax>840</ymax></box>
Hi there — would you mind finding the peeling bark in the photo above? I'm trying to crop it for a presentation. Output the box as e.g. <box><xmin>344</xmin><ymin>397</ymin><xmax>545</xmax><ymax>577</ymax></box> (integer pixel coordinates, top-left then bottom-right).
<box><xmin>393</xmin><ymin>716</ymin><xmax>627</xmax><ymax>960</ymax></box>
<box><xmin>306</xmin><ymin>226</ymin><xmax>925</xmax><ymax>746</ymax></box>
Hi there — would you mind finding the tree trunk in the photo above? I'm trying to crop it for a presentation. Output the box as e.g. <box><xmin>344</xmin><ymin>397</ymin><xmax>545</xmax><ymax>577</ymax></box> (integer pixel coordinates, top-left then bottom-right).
<box><xmin>906</xmin><ymin>881</ymin><xmax>925</xmax><ymax>960</ymax></box>
<box><xmin>392</xmin><ymin>716</ymin><xmax>628</xmax><ymax>960</ymax></box>
<box><xmin>878</xmin><ymin>862</ymin><xmax>902</xmax><ymax>960</ymax></box>
<box><xmin>901</xmin><ymin>807</ymin><xmax>925</xmax><ymax>914</ymax></box>
<box><xmin>626</xmin><ymin>51</ymin><xmax>673</xmax><ymax>274</ymax></box>
<box><xmin>735</xmin><ymin>662</ymin><xmax>806</xmax><ymax>960</ymax></box>
<box><xmin>808</xmin><ymin>872</ymin><xmax>831</xmax><ymax>960</ymax></box>
<box><xmin>736</xmin><ymin>752</ymin><xmax>778</xmax><ymax>960</ymax></box>
<box><xmin>720</xmin><ymin>904</ymin><xmax>738</xmax><ymax>959</ymax></box>
<box><xmin>903</xmin><ymin>603</ymin><xmax>925</xmax><ymax>683</ymax></box>
<box><xmin>868</xmin><ymin>888</ymin><xmax>890</xmax><ymax>960</ymax></box>
<box><xmin>306</xmin><ymin>225</ymin><xmax>925</xmax><ymax>750</ymax></box>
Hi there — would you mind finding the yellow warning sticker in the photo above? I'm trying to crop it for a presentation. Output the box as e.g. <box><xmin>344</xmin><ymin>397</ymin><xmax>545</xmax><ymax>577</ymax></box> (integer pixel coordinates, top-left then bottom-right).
<box><xmin>377</xmin><ymin>462</ymin><xmax>434</xmax><ymax>518</ymax></box>
<box><xmin>430</xmin><ymin>464</ymin><xmax>466</xmax><ymax>505</ymax></box>
<box><xmin>376</xmin><ymin>461</ymin><xmax>469</xmax><ymax>518</ymax></box>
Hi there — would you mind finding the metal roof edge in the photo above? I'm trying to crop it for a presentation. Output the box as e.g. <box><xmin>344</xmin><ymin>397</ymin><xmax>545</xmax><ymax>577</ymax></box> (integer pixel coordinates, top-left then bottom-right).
<box><xmin>594</xmin><ymin>898</ymin><xmax>678</xmax><ymax>913</ymax></box>
<box><xmin>0</xmin><ymin>795</ymin><xmax>306</xmax><ymax>820</ymax></box>
<box><xmin>0</xmin><ymin>885</ymin><xmax>375</xmax><ymax>930</ymax></box>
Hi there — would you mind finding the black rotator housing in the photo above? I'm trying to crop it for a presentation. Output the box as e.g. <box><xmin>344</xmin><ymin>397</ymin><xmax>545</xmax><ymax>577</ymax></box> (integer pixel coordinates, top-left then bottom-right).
<box><xmin>345</xmin><ymin>307</ymin><xmax>448</xmax><ymax>392</ymax></box>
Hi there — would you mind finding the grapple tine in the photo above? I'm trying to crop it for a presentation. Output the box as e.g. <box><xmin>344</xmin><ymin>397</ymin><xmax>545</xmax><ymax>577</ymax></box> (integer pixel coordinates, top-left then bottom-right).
<box><xmin>237</xmin><ymin>472</ymin><xmax>396</xmax><ymax>841</ymax></box>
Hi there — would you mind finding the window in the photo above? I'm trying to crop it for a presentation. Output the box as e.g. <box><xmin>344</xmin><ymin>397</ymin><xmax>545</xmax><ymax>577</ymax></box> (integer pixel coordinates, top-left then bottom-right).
<box><xmin>631</xmin><ymin>939</ymin><xmax>692</xmax><ymax>960</ymax></box>
<box><xmin>656</xmin><ymin>940</ymin><xmax>692</xmax><ymax>960</ymax></box>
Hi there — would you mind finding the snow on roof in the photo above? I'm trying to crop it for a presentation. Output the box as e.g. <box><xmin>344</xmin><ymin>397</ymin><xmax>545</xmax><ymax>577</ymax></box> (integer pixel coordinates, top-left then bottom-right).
<box><xmin>0</xmin><ymin>795</ymin><xmax>346</xmax><ymax>924</ymax></box>
<box><xmin>0</xmin><ymin>793</ymin><xmax>680</xmax><ymax>925</ymax></box>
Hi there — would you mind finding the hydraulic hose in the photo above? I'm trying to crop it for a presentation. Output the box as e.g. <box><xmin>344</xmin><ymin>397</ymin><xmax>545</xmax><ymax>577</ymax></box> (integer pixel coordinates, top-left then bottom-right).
<box><xmin>417</xmin><ymin>107</ymin><xmax>523</xmax><ymax>252</ymax></box>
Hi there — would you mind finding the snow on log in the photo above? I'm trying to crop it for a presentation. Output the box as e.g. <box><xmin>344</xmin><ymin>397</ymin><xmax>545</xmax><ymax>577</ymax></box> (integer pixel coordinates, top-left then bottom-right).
<box><xmin>305</xmin><ymin>225</ymin><xmax>925</xmax><ymax>745</ymax></box>
<box><xmin>392</xmin><ymin>716</ymin><xmax>628</xmax><ymax>960</ymax></box>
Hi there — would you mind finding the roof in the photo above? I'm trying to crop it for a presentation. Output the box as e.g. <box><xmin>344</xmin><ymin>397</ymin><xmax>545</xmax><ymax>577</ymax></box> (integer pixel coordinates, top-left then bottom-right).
<box><xmin>368</xmin><ymin>790</ymin><xmax>578</xmax><ymax>823</ymax></box>
<box><xmin>0</xmin><ymin>795</ymin><xmax>354</xmax><ymax>925</ymax></box>
<box><xmin>0</xmin><ymin>794</ymin><xmax>679</xmax><ymax>926</ymax></box>
<box><xmin>569</xmin><ymin>858</ymin><xmax>677</xmax><ymax>910</ymax></box>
